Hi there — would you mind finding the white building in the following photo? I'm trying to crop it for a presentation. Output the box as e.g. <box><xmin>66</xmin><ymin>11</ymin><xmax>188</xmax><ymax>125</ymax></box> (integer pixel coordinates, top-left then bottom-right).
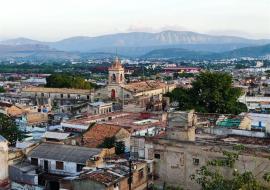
<box><xmin>27</xmin><ymin>143</ymin><xmax>102</xmax><ymax>176</ymax></box>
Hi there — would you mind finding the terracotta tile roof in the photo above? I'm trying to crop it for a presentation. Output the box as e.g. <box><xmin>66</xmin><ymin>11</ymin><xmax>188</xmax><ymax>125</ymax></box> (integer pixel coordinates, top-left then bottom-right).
<box><xmin>22</xmin><ymin>87</ymin><xmax>92</xmax><ymax>95</ymax></box>
<box><xmin>83</xmin><ymin>124</ymin><xmax>126</xmax><ymax>148</ymax></box>
<box><xmin>7</xmin><ymin>105</ymin><xmax>26</xmax><ymax>117</ymax></box>
<box><xmin>83</xmin><ymin>170</ymin><xmax>121</xmax><ymax>186</ymax></box>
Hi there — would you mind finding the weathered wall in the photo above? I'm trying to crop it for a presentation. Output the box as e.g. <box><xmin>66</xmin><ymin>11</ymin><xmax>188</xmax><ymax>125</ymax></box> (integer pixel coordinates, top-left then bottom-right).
<box><xmin>0</xmin><ymin>141</ymin><xmax>8</xmax><ymax>182</ymax></box>
<box><xmin>149</xmin><ymin>140</ymin><xmax>270</xmax><ymax>190</ymax></box>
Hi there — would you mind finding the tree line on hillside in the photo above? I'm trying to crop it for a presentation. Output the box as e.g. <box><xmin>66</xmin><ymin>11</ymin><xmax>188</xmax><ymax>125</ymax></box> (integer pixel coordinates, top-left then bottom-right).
<box><xmin>46</xmin><ymin>74</ymin><xmax>98</xmax><ymax>89</ymax></box>
<box><xmin>166</xmin><ymin>71</ymin><xmax>247</xmax><ymax>114</ymax></box>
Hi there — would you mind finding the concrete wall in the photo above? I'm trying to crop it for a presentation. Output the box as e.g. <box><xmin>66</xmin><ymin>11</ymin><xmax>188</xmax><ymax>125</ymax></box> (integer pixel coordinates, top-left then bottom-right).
<box><xmin>28</xmin><ymin>157</ymin><xmax>79</xmax><ymax>175</ymax></box>
<box><xmin>204</xmin><ymin>128</ymin><xmax>266</xmax><ymax>138</ymax></box>
<box><xmin>0</xmin><ymin>140</ymin><xmax>8</xmax><ymax>182</ymax></box>
<box><xmin>239</xmin><ymin>116</ymin><xmax>251</xmax><ymax>130</ymax></box>
<box><xmin>145</xmin><ymin>139</ymin><xmax>270</xmax><ymax>190</ymax></box>
<box><xmin>22</xmin><ymin>92</ymin><xmax>92</xmax><ymax>101</ymax></box>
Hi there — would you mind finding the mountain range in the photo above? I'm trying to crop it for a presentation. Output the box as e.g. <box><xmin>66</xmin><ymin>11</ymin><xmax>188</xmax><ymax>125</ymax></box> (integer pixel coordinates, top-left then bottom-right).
<box><xmin>0</xmin><ymin>31</ymin><xmax>270</xmax><ymax>60</ymax></box>
<box><xmin>142</xmin><ymin>44</ymin><xmax>270</xmax><ymax>59</ymax></box>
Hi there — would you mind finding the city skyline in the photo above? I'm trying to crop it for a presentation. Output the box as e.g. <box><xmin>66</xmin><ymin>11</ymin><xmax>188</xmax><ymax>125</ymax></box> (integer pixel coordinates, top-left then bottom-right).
<box><xmin>0</xmin><ymin>0</ymin><xmax>269</xmax><ymax>41</ymax></box>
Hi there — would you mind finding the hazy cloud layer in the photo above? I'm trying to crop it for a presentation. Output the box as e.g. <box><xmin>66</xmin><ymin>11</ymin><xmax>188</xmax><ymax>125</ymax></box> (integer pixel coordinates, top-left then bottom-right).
<box><xmin>0</xmin><ymin>0</ymin><xmax>269</xmax><ymax>40</ymax></box>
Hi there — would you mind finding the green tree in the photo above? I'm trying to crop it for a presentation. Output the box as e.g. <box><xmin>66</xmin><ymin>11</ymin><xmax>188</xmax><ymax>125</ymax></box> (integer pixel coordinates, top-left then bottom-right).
<box><xmin>98</xmin><ymin>137</ymin><xmax>126</xmax><ymax>155</ymax></box>
<box><xmin>166</xmin><ymin>88</ymin><xmax>192</xmax><ymax>110</ymax></box>
<box><xmin>0</xmin><ymin>86</ymin><xmax>5</xmax><ymax>93</ymax></box>
<box><xmin>115</xmin><ymin>141</ymin><xmax>125</xmax><ymax>155</ymax></box>
<box><xmin>0</xmin><ymin>113</ymin><xmax>23</xmax><ymax>145</ymax></box>
<box><xmin>98</xmin><ymin>137</ymin><xmax>116</xmax><ymax>149</ymax></box>
<box><xmin>190</xmin><ymin>145</ymin><xmax>269</xmax><ymax>190</ymax></box>
<box><xmin>46</xmin><ymin>73</ymin><xmax>96</xmax><ymax>89</ymax></box>
<box><xmin>167</xmin><ymin>71</ymin><xmax>247</xmax><ymax>114</ymax></box>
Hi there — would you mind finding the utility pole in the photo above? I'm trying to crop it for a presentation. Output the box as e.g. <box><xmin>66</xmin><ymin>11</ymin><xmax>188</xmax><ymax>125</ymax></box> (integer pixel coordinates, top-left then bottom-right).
<box><xmin>128</xmin><ymin>159</ymin><xmax>132</xmax><ymax>190</ymax></box>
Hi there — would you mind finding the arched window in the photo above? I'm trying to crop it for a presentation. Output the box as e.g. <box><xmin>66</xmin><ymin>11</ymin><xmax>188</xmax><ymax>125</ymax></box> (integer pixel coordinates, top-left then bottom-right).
<box><xmin>111</xmin><ymin>74</ymin><xmax>116</xmax><ymax>82</ymax></box>
<box><xmin>120</xmin><ymin>74</ymin><xmax>123</xmax><ymax>82</ymax></box>
<box><xmin>111</xmin><ymin>89</ymin><xmax>116</xmax><ymax>99</ymax></box>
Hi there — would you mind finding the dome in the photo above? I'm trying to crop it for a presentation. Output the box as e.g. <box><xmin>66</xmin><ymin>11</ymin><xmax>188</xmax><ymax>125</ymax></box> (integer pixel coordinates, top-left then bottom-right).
<box><xmin>110</xmin><ymin>56</ymin><xmax>123</xmax><ymax>70</ymax></box>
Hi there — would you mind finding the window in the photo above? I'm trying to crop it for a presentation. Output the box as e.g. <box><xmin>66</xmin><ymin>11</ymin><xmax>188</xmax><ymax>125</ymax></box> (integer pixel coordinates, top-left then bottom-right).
<box><xmin>56</xmin><ymin>161</ymin><xmax>64</xmax><ymax>170</ymax></box>
<box><xmin>180</xmin><ymin>153</ymin><xmax>185</xmax><ymax>166</ymax></box>
<box><xmin>77</xmin><ymin>164</ymin><xmax>85</xmax><ymax>172</ymax></box>
<box><xmin>113</xmin><ymin>183</ymin><xmax>119</xmax><ymax>188</ymax></box>
<box><xmin>120</xmin><ymin>74</ymin><xmax>123</xmax><ymax>81</ymax></box>
<box><xmin>154</xmin><ymin>153</ymin><xmax>160</xmax><ymax>159</ymax></box>
<box><xmin>67</xmin><ymin>94</ymin><xmax>70</xmax><ymax>98</ymax></box>
<box><xmin>193</xmin><ymin>158</ymin><xmax>200</xmax><ymax>165</ymax></box>
<box><xmin>60</xmin><ymin>94</ymin><xmax>63</xmax><ymax>98</ymax></box>
<box><xmin>87</xmin><ymin>95</ymin><xmax>90</xmax><ymax>100</ymax></box>
<box><xmin>111</xmin><ymin>74</ymin><xmax>116</xmax><ymax>82</ymax></box>
<box><xmin>31</xmin><ymin>158</ymin><xmax>38</xmax><ymax>166</ymax></box>
<box><xmin>138</xmin><ymin>168</ymin><xmax>144</xmax><ymax>180</ymax></box>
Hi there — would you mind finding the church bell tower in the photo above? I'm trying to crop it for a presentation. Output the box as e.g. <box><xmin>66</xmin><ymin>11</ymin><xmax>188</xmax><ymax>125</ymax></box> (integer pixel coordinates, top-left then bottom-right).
<box><xmin>108</xmin><ymin>57</ymin><xmax>125</xmax><ymax>99</ymax></box>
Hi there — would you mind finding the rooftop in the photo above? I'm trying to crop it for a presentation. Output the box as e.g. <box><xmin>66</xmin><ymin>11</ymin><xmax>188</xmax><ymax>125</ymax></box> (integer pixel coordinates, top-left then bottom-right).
<box><xmin>42</xmin><ymin>131</ymin><xmax>71</xmax><ymax>140</ymax></box>
<box><xmin>22</xmin><ymin>87</ymin><xmax>92</xmax><ymax>95</ymax></box>
<box><xmin>28</xmin><ymin>143</ymin><xmax>102</xmax><ymax>164</ymax></box>
<box><xmin>145</xmin><ymin>132</ymin><xmax>270</xmax><ymax>157</ymax></box>
<box><xmin>62</xmin><ymin>112</ymin><xmax>130</xmax><ymax>126</ymax></box>
<box><xmin>89</xmin><ymin>101</ymin><xmax>112</xmax><ymax>107</ymax></box>
<box><xmin>0</xmin><ymin>135</ymin><xmax>7</xmax><ymax>142</ymax></box>
<box><xmin>100</xmin><ymin>112</ymin><xmax>166</xmax><ymax>132</ymax></box>
<box><xmin>83</xmin><ymin>124</ymin><xmax>130</xmax><ymax>148</ymax></box>
<box><xmin>82</xmin><ymin>170</ymin><xmax>122</xmax><ymax>186</ymax></box>
<box><xmin>122</xmin><ymin>80</ymin><xmax>168</xmax><ymax>93</ymax></box>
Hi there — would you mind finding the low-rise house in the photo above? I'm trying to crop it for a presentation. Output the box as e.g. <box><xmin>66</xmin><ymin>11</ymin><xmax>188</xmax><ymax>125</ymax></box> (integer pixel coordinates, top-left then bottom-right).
<box><xmin>9</xmin><ymin>162</ymin><xmax>44</xmax><ymax>190</ymax></box>
<box><xmin>21</xmin><ymin>87</ymin><xmax>94</xmax><ymax>102</ymax></box>
<box><xmin>16</xmin><ymin>112</ymin><xmax>48</xmax><ymax>133</ymax></box>
<box><xmin>88</xmin><ymin>101</ymin><xmax>113</xmax><ymax>115</ymax></box>
<box><xmin>61</xmin><ymin>112</ymin><xmax>130</xmax><ymax>133</ymax></box>
<box><xmin>60</xmin><ymin>159</ymin><xmax>150</xmax><ymax>190</ymax></box>
<box><xmin>80</xmin><ymin>124</ymin><xmax>130</xmax><ymax>150</ymax></box>
<box><xmin>25</xmin><ymin>143</ymin><xmax>114</xmax><ymax>189</ymax></box>
<box><xmin>27</xmin><ymin>143</ymin><xmax>105</xmax><ymax>176</ymax></box>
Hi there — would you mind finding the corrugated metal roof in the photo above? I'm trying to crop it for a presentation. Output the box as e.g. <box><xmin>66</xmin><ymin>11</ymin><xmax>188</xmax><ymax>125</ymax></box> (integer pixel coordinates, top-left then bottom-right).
<box><xmin>217</xmin><ymin>119</ymin><xmax>241</xmax><ymax>128</ymax></box>
<box><xmin>0</xmin><ymin>135</ymin><xmax>7</xmax><ymax>142</ymax></box>
<box><xmin>42</xmin><ymin>131</ymin><xmax>70</xmax><ymax>140</ymax></box>
<box><xmin>28</xmin><ymin>143</ymin><xmax>102</xmax><ymax>164</ymax></box>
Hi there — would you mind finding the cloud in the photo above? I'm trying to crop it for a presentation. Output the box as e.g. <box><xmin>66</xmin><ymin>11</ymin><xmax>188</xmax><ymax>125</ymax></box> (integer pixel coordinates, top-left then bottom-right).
<box><xmin>127</xmin><ymin>25</ymin><xmax>189</xmax><ymax>33</ymax></box>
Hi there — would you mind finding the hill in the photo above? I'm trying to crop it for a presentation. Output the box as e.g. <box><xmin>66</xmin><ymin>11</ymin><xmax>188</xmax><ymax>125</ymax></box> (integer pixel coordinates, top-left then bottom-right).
<box><xmin>142</xmin><ymin>44</ymin><xmax>270</xmax><ymax>59</ymax></box>
<box><xmin>1</xmin><ymin>31</ymin><xmax>269</xmax><ymax>57</ymax></box>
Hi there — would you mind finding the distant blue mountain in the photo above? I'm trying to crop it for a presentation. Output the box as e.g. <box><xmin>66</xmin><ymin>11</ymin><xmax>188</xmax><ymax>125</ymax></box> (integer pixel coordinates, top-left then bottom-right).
<box><xmin>1</xmin><ymin>31</ymin><xmax>269</xmax><ymax>57</ymax></box>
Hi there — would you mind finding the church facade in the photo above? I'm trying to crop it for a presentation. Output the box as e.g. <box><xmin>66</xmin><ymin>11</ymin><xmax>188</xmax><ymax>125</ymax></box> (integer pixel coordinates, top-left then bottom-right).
<box><xmin>106</xmin><ymin>57</ymin><xmax>176</xmax><ymax>104</ymax></box>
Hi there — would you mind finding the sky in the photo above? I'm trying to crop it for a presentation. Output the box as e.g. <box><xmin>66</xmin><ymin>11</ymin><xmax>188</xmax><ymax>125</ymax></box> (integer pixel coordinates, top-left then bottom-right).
<box><xmin>0</xmin><ymin>0</ymin><xmax>269</xmax><ymax>41</ymax></box>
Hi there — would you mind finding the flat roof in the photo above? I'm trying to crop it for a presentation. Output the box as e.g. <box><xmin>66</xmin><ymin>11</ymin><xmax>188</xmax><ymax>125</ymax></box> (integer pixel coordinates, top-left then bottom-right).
<box><xmin>42</xmin><ymin>131</ymin><xmax>71</xmax><ymax>140</ymax></box>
